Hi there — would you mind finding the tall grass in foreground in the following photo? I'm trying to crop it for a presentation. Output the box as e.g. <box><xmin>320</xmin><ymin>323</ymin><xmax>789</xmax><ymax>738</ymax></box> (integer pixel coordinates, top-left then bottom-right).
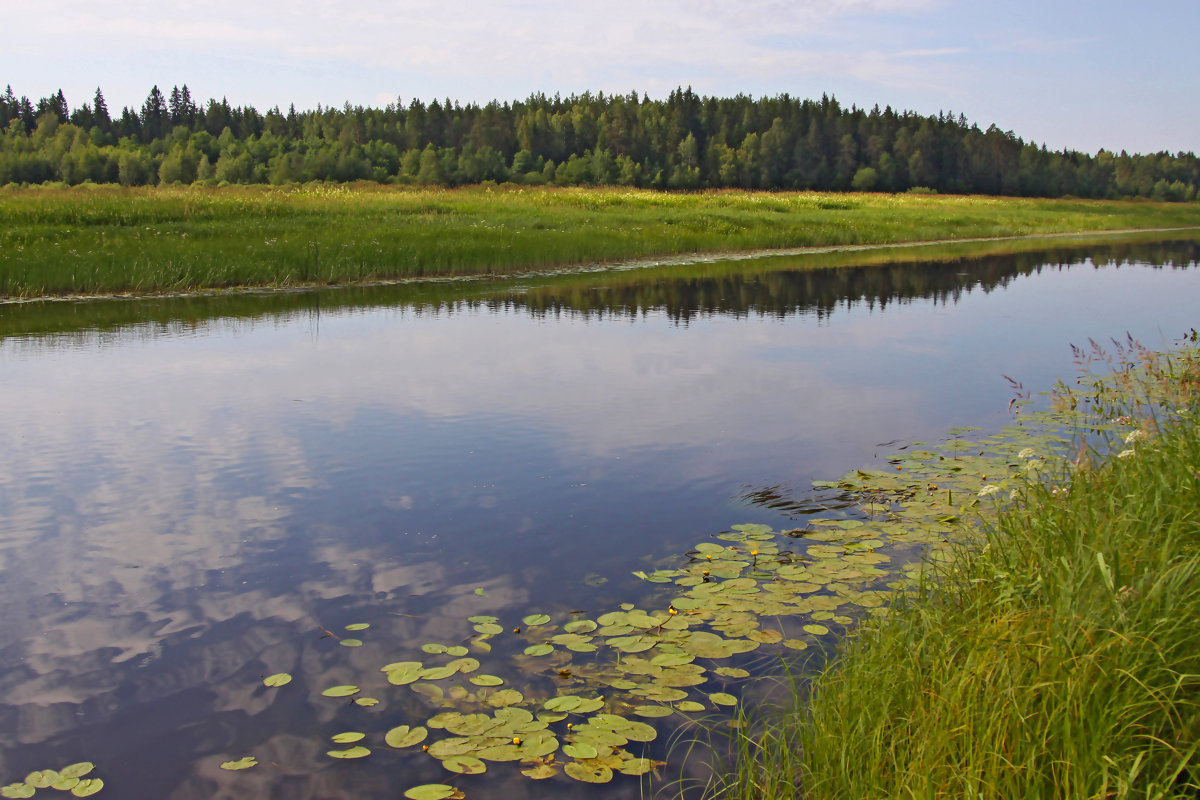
<box><xmin>715</xmin><ymin>341</ymin><xmax>1200</xmax><ymax>799</ymax></box>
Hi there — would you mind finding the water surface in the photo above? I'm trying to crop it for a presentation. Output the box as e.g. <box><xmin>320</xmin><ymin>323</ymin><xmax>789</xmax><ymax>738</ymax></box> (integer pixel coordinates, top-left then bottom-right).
<box><xmin>1</xmin><ymin>237</ymin><xmax>1197</xmax><ymax>798</ymax></box>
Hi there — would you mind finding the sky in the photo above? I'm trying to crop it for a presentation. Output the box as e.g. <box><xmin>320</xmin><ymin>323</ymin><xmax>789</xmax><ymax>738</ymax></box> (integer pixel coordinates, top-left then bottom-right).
<box><xmin>1</xmin><ymin>0</ymin><xmax>1196</xmax><ymax>155</ymax></box>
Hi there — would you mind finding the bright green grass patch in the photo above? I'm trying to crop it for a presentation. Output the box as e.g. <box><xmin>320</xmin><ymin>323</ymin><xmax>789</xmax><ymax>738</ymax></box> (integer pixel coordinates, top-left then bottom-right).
<box><xmin>1</xmin><ymin>184</ymin><xmax>1198</xmax><ymax>298</ymax></box>
<box><xmin>713</xmin><ymin>338</ymin><xmax>1200</xmax><ymax>799</ymax></box>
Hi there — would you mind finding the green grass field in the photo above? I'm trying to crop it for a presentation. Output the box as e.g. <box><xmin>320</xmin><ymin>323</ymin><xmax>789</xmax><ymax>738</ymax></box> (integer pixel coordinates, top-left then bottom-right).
<box><xmin>713</xmin><ymin>337</ymin><xmax>1200</xmax><ymax>799</ymax></box>
<box><xmin>2</xmin><ymin>183</ymin><xmax>1198</xmax><ymax>298</ymax></box>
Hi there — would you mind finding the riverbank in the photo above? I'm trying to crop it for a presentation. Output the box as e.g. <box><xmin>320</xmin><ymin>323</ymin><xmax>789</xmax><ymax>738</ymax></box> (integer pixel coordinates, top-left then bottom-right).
<box><xmin>715</xmin><ymin>337</ymin><xmax>1200</xmax><ymax>798</ymax></box>
<box><xmin>2</xmin><ymin>184</ymin><xmax>1199</xmax><ymax>299</ymax></box>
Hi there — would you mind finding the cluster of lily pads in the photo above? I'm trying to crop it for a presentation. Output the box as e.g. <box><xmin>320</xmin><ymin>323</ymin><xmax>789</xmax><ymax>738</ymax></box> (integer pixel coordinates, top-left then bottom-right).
<box><xmin>219</xmin><ymin>378</ymin><xmax>1144</xmax><ymax>798</ymax></box>
<box><xmin>0</xmin><ymin>764</ymin><xmax>102</xmax><ymax>798</ymax></box>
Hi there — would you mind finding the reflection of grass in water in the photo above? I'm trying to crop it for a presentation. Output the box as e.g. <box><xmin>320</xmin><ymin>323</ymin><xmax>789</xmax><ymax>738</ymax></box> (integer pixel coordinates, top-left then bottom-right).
<box><xmin>712</xmin><ymin>338</ymin><xmax>1200</xmax><ymax>799</ymax></box>
<box><xmin>2</xmin><ymin>184</ymin><xmax>1199</xmax><ymax>298</ymax></box>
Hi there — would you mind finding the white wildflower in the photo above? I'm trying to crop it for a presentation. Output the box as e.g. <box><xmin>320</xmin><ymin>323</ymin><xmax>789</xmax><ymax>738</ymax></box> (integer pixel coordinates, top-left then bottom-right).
<box><xmin>1118</xmin><ymin>449</ymin><xmax>1136</xmax><ymax>459</ymax></box>
<box><xmin>978</xmin><ymin>484</ymin><xmax>1001</xmax><ymax>497</ymax></box>
<box><xmin>1124</xmin><ymin>429</ymin><xmax>1148</xmax><ymax>445</ymax></box>
<box><xmin>1018</xmin><ymin>447</ymin><xmax>1036</xmax><ymax>459</ymax></box>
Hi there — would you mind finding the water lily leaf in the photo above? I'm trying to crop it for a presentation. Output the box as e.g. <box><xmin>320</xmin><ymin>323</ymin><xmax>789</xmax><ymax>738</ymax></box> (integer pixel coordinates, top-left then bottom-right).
<box><xmin>442</xmin><ymin>755</ymin><xmax>486</xmax><ymax>775</ymax></box>
<box><xmin>564</xmin><ymin>619</ymin><xmax>597</xmax><ymax>634</ymax></box>
<box><xmin>445</xmin><ymin>646</ymin><xmax>469</xmax><ymax>657</ymax></box>
<box><xmin>522</xmin><ymin>614</ymin><xmax>551</xmax><ymax>626</ymax></box>
<box><xmin>321</xmin><ymin>685</ymin><xmax>359</xmax><ymax>697</ymax></box>
<box><xmin>573</xmin><ymin>697</ymin><xmax>606</xmax><ymax>713</ymax></box>
<box><xmin>420</xmin><ymin>666</ymin><xmax>458</xmax><ymax>681</ymax></box>
<box><xmin>71</xmin><ymin>780</ymin><xmax>104</xmax><ymax>798</ymax></box>
<box><xmin>59</xmin><ymin>764</ymin><xmax>95</xmax><ymax>780</ymax></box>
<box><xmin>51</xmin><ymin>776</ymin><xmax>80</xmax><ymax>792</ymax></box>
<box><xmin>606</xmin><ymin>634</ymin><xmax>656</xmax><ymax>653</ymax></box>
<box><xmin>487</xmin><ymin>689</ymin><xmax>523</xmax><ymax>707</ymax></box>
<box><xmin>524</xmin><ymin>643</ymin><xmax>553</xmax><ymax>656</ymax></box>
<box><xmin>632</xmin><ymin>705</ymin><xmax>674</xmax><ymax>718</ymax></box>
<box><xmin>446</xmin><ymin>657</ymin><xmax>480</xmax><ymax>674</ymax></box>
<box><xmin>219</xmin><ymin>757</ymin><xmax>257</xmax><ymax>770</ymax></box>
<box><xmin>263</xmin><ymin>672</ymin><xmax>292</xmax><ymax>687</ymax></box>
<box><xmin>24</xmin><ymin>772</ymin><xmax>57</xmax><ymax>789</ymax></box>
<box><xmin>544</xmin><ymin>695</ymin><xmax>582</xmax><ymax>712</ymax></box>
<box><xmin>404</xmin><ymin>785</ymin><xmax>462</xmax><ymax>800</ymax></box>
<box><xmin>803</xmin><ymin>624</ymin><xmax>831</xmax><ymax>635</ymax></box>
<box><xmin>616</xmin><ymin>757</ymin><xmax>659</xmax><ymax>776</ymax></box>
<box><xmin>327</xmin><ymin>746</ymin><xmax>371</xmax><ymax>759</ymax></box>
<box><xmin>714</xmin><ymin>667</ymin><xmax>750</xmax><ymax>678</ymax></box>
<box><xmin>473</xmin><ymin>587</ymin><xmax>486</xmax><ymax>596</ymax></box>
<box><xmin>422</xmin><ymin>643</ymin><xmax>448</xmax><ymax>654</ymax></box>
<box><xmin>473</xmin><ymin>622</ymin><xmax>503</xmax><ymax>635</ymax></box>
<box><xmin>709</xmin><ymin>692</ymin><xmax>738</xmax><ymax>706</ymax></box>
<box><xmin>0</xmin><ymin>784</ymin><xmax>34</xmax><ymax>799</ymax></box>
<box><xmin>340</xmin><ymin>638</ymin><xmax>363</xmax><ymax>647</ymax></box>
<box><xmin>410</xmin><ymin>683</ymin><xmax>445</xmax><ymax>702</ymax></box>
<box><xmin>332</xmin><ymin>732</ymin><xmax>365</xmax><ymax>743</ymax></box>
<box><xmin>650</xmin><ymin>652</ymin><xmax>695</xmax><ymax>667</ymax></box>
<box><xmin>386</xmin><ymin>666</ymin><xmax>424</xmax><ymax>686</ymax></box>
<box><xmin>355</xmin><ymin>697</ymin><xmax>380</xmax><ymax>707</ymax></box>
<box><xmin>345</xmin><ymin>623</ymin><xmax>370</xmax><ymax>631</ymax></box>
<box><xmin>470</xmin><ymin>674</ymin><xmax>504</xmax><ymax>687</ymax></box>
<box><xmin>521</xmin><ymin>763</ymin><xmax>559</xmax><ymax>779</ymax></box>
<box><xmin>386</xmin><ymin>726</ymin><xmax>429</xmax><ymax>748</ymax></box>
<box><xmin>467</xmin><ymin>615</ymin><xmax>497</xmax><ymax>624</ymax></box>
<box><xmin>562</xmin><ymin>742</ymin><xmax>598</xmax><ymax>759</ymax></box>
<box><xmin>564</xmin><ymin>762</ymin><xmax>613</xmax><ymax>783</ymax></box>
<box><xmin>748</xmin><ymin>629</ymin><xmax>783</xmax><ymax>643</ymax></box>
<box><xmin>675</xmin><ymin>701</ymin><xmax>706</xmax><ymax>712</ymax></box>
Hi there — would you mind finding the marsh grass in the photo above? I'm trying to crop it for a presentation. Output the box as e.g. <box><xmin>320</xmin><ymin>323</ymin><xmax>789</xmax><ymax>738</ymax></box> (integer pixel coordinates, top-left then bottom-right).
<box><xmin>713</xmin><ymin>339</ymin><xmax>1200</xmax><ymax>800</ymax></box>
<box><xmin>2</xmin><ymin>183</ymin><xmax>1199</xmax><ymax>298</ymax></box>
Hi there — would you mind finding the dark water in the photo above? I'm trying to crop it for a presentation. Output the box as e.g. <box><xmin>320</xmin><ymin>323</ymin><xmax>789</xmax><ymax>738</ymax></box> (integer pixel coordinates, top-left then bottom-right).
<box><xmin>0</xmin><ymin>238</ymin><xmax>1197</xmax><ymax>798</ymax></box>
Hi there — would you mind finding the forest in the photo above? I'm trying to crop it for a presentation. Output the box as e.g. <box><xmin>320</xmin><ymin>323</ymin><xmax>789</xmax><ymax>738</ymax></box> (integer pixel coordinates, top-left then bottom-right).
<box><xmin>1</xmin><ymin>84</ymin><xmax>1197</xmax><ymax>200</ymax></box>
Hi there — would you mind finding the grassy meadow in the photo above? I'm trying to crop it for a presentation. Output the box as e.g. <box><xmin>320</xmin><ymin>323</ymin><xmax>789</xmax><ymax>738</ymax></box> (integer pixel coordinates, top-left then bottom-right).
<box><xmin>713</xmin><ymin>337</ymin><xmax>1200</xmax><ymax>799</ymax></box>
<box><xmin>2</xmin><ymin>183</ymin><xmax>1199</xmax><ymax>298</ymax></box>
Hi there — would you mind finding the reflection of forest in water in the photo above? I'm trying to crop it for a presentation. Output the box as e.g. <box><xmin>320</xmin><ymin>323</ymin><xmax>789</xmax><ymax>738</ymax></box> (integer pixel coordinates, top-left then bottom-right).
<box><xmin>3</xmin><ymin>238</ymin><xmax>1198</xmax><ymax>343</ymax></box>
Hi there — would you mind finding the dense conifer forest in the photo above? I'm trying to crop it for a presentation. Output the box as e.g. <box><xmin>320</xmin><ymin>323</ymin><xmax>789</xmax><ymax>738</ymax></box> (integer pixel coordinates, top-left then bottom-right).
<box><xmin>1</xmin><ymin>84</ymin><xmax>1197</xmax><ymax>200</ymax></box>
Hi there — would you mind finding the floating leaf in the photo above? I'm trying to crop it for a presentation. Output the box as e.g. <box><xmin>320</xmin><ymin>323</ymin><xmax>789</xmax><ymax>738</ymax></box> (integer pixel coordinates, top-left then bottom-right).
<box><xmin>748</xmin><ymin>629</ymin><xmax>783</xmax><ymax>643</ymax></box>
<box><xmin>473</xmin><ymin>622</ymin><xmax>503</xmax><ymax>635</ymax></box>
<box><xmin>632</xmin><ymin>705</ymin><xmax>674</xmax><ymax>718</ymax></box>
<box><xmin>521</xmin><ymin>763</ymin><xmax>559</xmax><ymax>779</ymax></box>
<box><xmin>524</xmin><ymin>643</ymin><xmax>553</xmax><ymax>656</ymax></box>
<box><xmin>327</xmin><ymin>746</ymin><xmax>370</xmax><ymax>759</ymax></box>
<box><xmin>24</xmin><ymin>772</ymin><xmax>57</xmax><ymax>789</ymax></box>
<box><xmin>422</xmin><ymin>643</ymin><xmax>448</xmax><ymax>655</ymax></box>
<box><xmin>714</xmin><ymin>667</ymin><xmax>750</xmax><ymax>678</ymax></box>
<box><xmin>803</xmin><ymin>624</ymin><xmax>830</xmax><ymax>636</ymax></box>
<box><xmin>441</xmin><ymin>755</ymin><xmax>486</xmax><ymax>775</ymax></box>
<box><xmin>467</xmin><ymin>615</ymin><xmax>497</xmax><ymax>624</ymax></box>
<box><xmin>51</xmin><ymin>776</ymin><xmax>80</xmax><ymax>792</ymax></box>
<box><xmin>385</xmin><ymin>725</ymin><xmax>429</xmax><ymax>748</ymax></box>
<box><xmin>332</xmin><ymin>732</ymin><xmax>366</xmax><ymax>743</ymax></box>
<box><xmin>564</xmin><ymin>619</ymin><xmax>598</xmax><ymax>634</ymax></box>
<box><xmin>522</xmin><ymin>614</ymin><xmax>551</xmax><ymax>626</ymax></box>
<box><xmin>321</xmin><ymin>685</ymin><xmax>360</xmax><ymax>697</ymax></box>
<box><xmin>404</xmin><ymin>785</ymin><xmax>461</xmax><ymax>800</ymax></box>
<box><xmin>345</xmin><ymin>623</ymin><xmax>370</xmax><ymax>631</ymax></box>
<box><xmin>71</xmin><ymin>780</ymin><xmax>104</xmax><ymax>798</ymax></box>
<box><xmin>709</xmin><ymin>692</ymin><xmax>738</xmax><ymax>706</ymax></box>
<box><xmin>562</xmin><ymin>742</ymin><xmax>598</xmax><ymax>759</ymax></box>
<box><xmin>469</xmin><ymin>674</ymin><xmax>504</xmax><ymax>687</ymax></box>
<box><xmin>616</xmin><ymin>757</ymin><xmax>659</xmax><ymax>776</ymax></box>
<box><xmin>445</xmin><ymin>646</ymin><xmax>469</xmax><ymax>657</ymax></box>
<box><xmin>565</xmin><ymin>762</ymin><xmax>613</xmax><ymax>783</ymax></box>
<box><xmin>676</xmin><ymin>701</ymin><xmax>706</xmax><ymax>712</ymax></box>
<box><xmin>1</xmin><ymin>785</ymin><xmax>34</xmax><ymax>799</ymax></box>
<box><xmin>782</xmin><ymin>639</ymin><xmax>809</xmax><ymax>650</ymax></box>
<box><xmin>487</xmin><ymin>689</ymin><xmax>524</xmax><ymax>707</ymax></box>
<box><xmin>340</xmin><ymin>638</ymin><xmax>364</xmax><ymax>647</ymax></box>
<box><xmin>355</xmin><ymin>697</ymin><xmax>380</xmax><ymax>707</ymax></box>
<box><xmin>60</xmin><ymin>765</ymin><xmax>95</xmax><ymax>780</ymax></box>
<box><xmin>420</xmin><ymin>666</ymin><xmax>458</xmax><ymax>681</ymax></box>
<box><xmin>263</xmin><ymin>672</ymin><xmax>293</xmax><ymax>687</ymax></box>
<box><xmin>220</xmin><ymin>757</ymin><xmax>258</xmax><ymax>771</ymax></box>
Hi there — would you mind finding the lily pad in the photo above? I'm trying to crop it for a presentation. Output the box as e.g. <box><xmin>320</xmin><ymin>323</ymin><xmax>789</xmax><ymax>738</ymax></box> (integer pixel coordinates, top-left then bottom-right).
<box><xmin>473</xmin><ymin>622</ymin><xmax>503</xmax><ymax>635</ymax></box>
<box><xmin>486</xmin><ymin>689</ymin><xmax>524</xmax><ymax>707</ymax></box>
<box><xmin>386</xmin><ymin>725</ymin><xmax>430</xmax><ymax>748</ymax></box>
<box><xmin>51</xmin><ymin>776</ymin><xmax>80</xmax><ymax>792</ymax></box>
<box><xmin>219</xmin><ymin>757</ymin><xmax>257</xmax><ymax>770</ymax></box>
<box><xmin>442</xmin><ymin>755</ymin><xmax>486</xmax><ymax>775</ymax></box>
<box><xmin>24</xmin><ymin>772</ymin><xmax>57</xmax><ymax>789</ymax></box>
<box><xmin>327</xmin><ymin>746</ymin><xmax>371</xmax><ymax>759</ymax></box>
<box><xmin>339</xmin><ymin>638</ymin><xmax>363</xmax><ymax>647</ymax></box>
<box><xmin>0</xmin><ymin>784</ymin><xmax>34</xmax><ymax>799</ymax></box>
<box><xmin>523</xmin><ymin>643</ymin><xmax>553</xmax><ymax>656</ymax></box>
<box><xmin>522</xmin><ymin>614</ymin><xmax>551</xmax><ymax>626</ymax></box>
<box><xmin>709</xmin><ymin>692</ymin><xmax>738</xmax><ymax>706</ymax></box>
<box><xmin>321</xmin><ymin>685</ymin><xmax>360</xmax><ymax>697</ymax></box>
<box><xmin>71</xmin><ymin>781</ymin><xmax>104</xmax><ymax>798</ymax></box>
<box><xmin>404</xmin><ymin>785</ymin><xmax>461</xmax><ymax>800</ymax></box>
<box><xmin>803</xmin><ymin>624</ymin><xmax>831</xmax><ymax>635</ymax></box>
<box><xmin>445</xmin><ymin>646</ymin><xmax>469</xmax><ymax>657</ymax></box>
<box><xmin>469</xmin><ymin>674</ymin><xmax>504</xmax><ymax>687</ymax></box>
<box><xmin>564</xmin><ymin>762</ymin><xmax>613</xmax><ymax>783</ymax></box>
<box><xmin>616</xmin><ymin>757</ymin><xmax>659</xmax><ymax>776</ymax></box>
<box><xmin>521</xmin><ymin>763</ymin><xmax>560</xmax><ymax>779</ymax></box>
<box><xmin>263</xmin><ymin>672</ymin><xmax>292</xmax><ymax>687</ymax></box>
<box><xmin>332</xmin><ymin>732</ymin><xmax>366</xmax><ymax>743</ymax></box>
<box><xmin>562</xmin><ymin>742</ymin><xmax>598</xmax><ymax>759</ymax></box>
<box><xmin>355</xmin><ymin>697</ymin><xmax>380</xmax><ymax>707</ymax></box>
<box><xmin>675</xmin><ymin>701</ymin><xmax>706</xmax><ymax>712</ymax></box>
<box><xmin>345</xmin><ymin>623</ymin><xmax>370</xmax><ymax>631</ymax></box>
<box><xmin>421</xmin><ymin>643</ymin><xmax>448</xmax><ymax>654</ymax></box>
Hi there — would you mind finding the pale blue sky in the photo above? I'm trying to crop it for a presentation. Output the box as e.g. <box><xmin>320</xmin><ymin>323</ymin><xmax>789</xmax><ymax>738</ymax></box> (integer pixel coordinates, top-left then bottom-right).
<box><xmin>2</xmin><ymin>0</ymin><xmax>1195</xmax><ymax>154</ymax></box>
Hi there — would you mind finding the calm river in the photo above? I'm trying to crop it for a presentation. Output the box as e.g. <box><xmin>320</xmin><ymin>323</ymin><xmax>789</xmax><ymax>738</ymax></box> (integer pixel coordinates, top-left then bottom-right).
<box><xmin>0</xmin><ymin>236</ymin><xmax>1197</xmax><ymax>799</ymax></box>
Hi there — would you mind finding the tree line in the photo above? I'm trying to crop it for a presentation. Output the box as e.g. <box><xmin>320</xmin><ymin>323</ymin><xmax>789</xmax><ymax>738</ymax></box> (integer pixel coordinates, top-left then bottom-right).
<box><xmin>1</xmin><ymin>84</ymin><xmax>1197</xmax><ymax>200</ymax></box>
